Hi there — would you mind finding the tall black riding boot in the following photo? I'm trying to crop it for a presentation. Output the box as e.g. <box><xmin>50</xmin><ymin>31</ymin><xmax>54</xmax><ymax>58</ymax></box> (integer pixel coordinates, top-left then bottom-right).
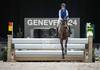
<box><xmin>69</xmin><ymin>26</ymin><xmax>72</xmax><ymax>34</ymax></box>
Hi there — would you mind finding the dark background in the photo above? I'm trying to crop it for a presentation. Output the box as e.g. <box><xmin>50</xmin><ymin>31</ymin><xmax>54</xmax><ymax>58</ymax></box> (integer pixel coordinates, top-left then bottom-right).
<box><xmin>0</xmin><ymin>0</ymin><xmax>99</xmax><ymax>42</ymax></box>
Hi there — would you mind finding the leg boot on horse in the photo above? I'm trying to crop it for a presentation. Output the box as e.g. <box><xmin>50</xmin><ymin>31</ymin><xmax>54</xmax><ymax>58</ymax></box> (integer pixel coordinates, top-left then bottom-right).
<box><xmin>60</xmin><ymin>39</ymin><xmax>65</xmax><ymax>59</ymax></box>
<box><xmin>65</xmin><ymin>38</ymin><xmax>68</xmax><ymax>54</ymax></box>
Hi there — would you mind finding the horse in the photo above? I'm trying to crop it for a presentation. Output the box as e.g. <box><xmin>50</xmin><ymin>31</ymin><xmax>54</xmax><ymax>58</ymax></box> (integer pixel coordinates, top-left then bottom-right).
<box><xmin>58</xmin><ymin>20</ymin><xmax>70</xmax><ymax>59</ymax></box>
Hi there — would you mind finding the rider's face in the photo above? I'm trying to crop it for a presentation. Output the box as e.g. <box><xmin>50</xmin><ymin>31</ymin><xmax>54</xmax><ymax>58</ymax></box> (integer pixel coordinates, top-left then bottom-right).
<box><xmin>61</xmin><ymin>6</ymin><xmax>65</xmax><ymax>10</ymax></box>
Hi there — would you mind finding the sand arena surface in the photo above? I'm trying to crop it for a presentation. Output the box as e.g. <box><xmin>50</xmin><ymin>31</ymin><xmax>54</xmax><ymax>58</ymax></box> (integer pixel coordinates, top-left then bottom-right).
<box><xmin>0</xmin><ymin>62</ymin><xmax>100</xmax><ymax>70</ymax></box>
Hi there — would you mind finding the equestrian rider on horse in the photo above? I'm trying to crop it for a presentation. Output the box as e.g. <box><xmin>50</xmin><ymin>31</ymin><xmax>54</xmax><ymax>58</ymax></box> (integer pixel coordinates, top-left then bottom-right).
<box><xmin>57</xmin><ymin>3</ymin><xmax>72</xmax><ymax>34</ymax></box>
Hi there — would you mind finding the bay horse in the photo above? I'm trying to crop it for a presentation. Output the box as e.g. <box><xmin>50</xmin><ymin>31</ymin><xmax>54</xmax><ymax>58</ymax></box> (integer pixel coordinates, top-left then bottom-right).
<box><xmin>58</xmin><ymin>20</ymin><xmax>70</xmax><ymax>59</ymax></box>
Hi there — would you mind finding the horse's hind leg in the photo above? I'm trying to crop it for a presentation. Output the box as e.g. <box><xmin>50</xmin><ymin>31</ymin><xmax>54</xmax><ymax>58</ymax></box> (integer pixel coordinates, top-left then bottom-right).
<box><xmin>60</xmin><ymin>39</ymin><xmax>64</xmax><ymax>59</ymax></box>
<box><xmin>65</xmin><ymin>38</ymin><xmax>68</xmax><ymax>54</ymax></box>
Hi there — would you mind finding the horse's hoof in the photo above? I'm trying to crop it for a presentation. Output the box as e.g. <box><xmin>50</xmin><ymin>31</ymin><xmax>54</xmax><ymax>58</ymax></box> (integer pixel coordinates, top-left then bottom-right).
<box><xmin>62</xmin><ymin>55</ymin><xmax>65</xmax><ymax>59</ymax></box>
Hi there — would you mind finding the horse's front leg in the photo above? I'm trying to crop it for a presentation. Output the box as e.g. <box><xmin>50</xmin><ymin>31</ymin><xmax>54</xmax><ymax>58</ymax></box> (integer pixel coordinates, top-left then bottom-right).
<box><xmin>65</xmin><ymin>38</ymin><xmax>68</xmax><ymax>55</ymax></box>
<box><xmin>60</xmin><ymin>39</ymin><xmax>64</xmax><ymax>59</ymax></box>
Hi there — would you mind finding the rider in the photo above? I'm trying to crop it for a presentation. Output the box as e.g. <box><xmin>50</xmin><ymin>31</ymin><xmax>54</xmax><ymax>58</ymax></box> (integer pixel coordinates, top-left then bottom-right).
<box><xmin>57</xmin><ymin>3</ymin><xmax>72</xmax><ymax>34</ymax></box>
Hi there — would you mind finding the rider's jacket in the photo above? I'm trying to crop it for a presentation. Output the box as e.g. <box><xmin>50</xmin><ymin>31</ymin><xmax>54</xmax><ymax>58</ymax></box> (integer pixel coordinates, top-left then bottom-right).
<box><xmin>58</xmin><ymin>8</ymin><xmax>69</xmax><ymax>20</ymax></box>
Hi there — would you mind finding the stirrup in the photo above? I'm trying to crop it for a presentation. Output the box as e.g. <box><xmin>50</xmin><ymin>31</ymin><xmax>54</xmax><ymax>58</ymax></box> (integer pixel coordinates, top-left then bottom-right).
<box><xmin>69</xmin><ymin>31</ymin><xmax>72</xmax><ymax>34</ymax></box>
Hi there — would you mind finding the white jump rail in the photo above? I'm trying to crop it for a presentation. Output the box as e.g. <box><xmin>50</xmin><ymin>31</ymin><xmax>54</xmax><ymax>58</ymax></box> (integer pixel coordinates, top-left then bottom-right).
<box><xmin>15</xmin><ymin>50</ymin><xmax>84</xmax><ymax>57</ymax></box>
<box><xmin>12</xmin><ymin>38</ymin><xmax>88</xmax><ymax>44</ymax></box>
<box><xmin>14</xmin><ymin>44</ymin><xmax>85</xmax><ymax>50</ymax></box>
